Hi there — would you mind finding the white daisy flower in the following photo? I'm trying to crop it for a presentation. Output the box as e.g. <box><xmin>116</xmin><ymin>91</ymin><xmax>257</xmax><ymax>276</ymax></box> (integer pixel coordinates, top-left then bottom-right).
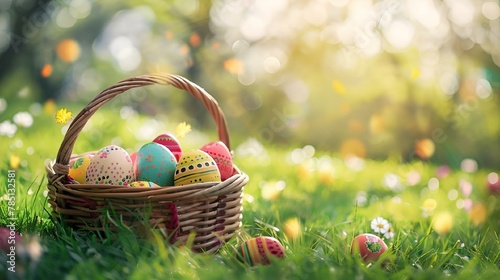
<box><xmin>13</xmin><ymin>111</ymin><xmax>34</xmax><ymax>127</ymax></box>
<box><xmin>384</xmin><ymin>224</ymin><xmax>395</xmax><ymax>239</ymax></box>
<box><xmin>0</xmin><ymin>120</ymin><xmax>17</xmax><ymax>137</ymax></box>
<box><xmin>371</xmin><ymin>217</ymin><xmax>389</xmax><ymax>234</ymax></box>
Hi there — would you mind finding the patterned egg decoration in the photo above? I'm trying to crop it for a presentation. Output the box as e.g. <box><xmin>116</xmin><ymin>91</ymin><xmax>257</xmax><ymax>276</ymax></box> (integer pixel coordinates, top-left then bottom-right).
<box><xmin>174</xmin><ymin>150</ymin><xmax>221</xmax><ymax>186</ymax></box>
<box><xmin>85</xmin><ymin>145</ymin><xmax>135</xmax><ymax>186</ymax></box>
<box><xmin>236</xmin><ymin>236</ymin><xmax>285</xmax><ymax>266</ymax></box>
<box><xmin>350</xmin><ymin>233</ymin><xmax>388</xmax><ymax>263</ymax></box>
<box><xmin>137</xmin><ymin>142</ymin><xmax>177</xmax><ymax>186</ymax></box>
<box><xmin>153</xmin><ymin>133</ymin><xmax>183</xmax><ymax>162</ymax></box>
<box><xmin>200</xmin><ymin>141</ymin><xmax>233</xmax><ymax>181</ymax></box>
<box><xmin>129</xmin><ymin>181</ymin><xmax>160</xmax><ymax>188</ymax></box>
<box><xmin>68</xmin><ymin>154</ymin><xmax>92</xmax><ymax>184</ymax></box>
<box><xmin>130</xmin><ymin>151</ymin><xmax>138</xmax><ymax>175</ymax></box>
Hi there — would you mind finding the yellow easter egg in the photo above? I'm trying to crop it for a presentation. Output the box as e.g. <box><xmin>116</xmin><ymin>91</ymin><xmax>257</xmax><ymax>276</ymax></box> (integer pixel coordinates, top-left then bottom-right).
<box><xmin>68</xmin><ymin>154</ymin><xmax>92</xmax><ymax>184</ymax></box>
<box><xmin>129</xmin><ymin>181</ymin><xmax>160</xmax><ymax>188</ymax></box>
<box><xmin>174</xmin><ymin>150</ymin><xmax>221</xmax><ymax>186</ymax></box>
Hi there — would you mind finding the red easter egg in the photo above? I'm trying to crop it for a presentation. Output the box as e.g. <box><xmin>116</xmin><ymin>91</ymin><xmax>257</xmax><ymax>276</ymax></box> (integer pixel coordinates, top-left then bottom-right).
<box><xmin>201</xmin><ymin>141</ymin><xmax>233</xmax><ymax>181</ymax></box>
<box><xmin>153</xmin><ymin>133</ymin><xmax>182</xmax><ymax>161</ymax></box>
<box><xmin>351</xmin><ymin>233</ymin><xmax>388</xmax><ymax>263</ymax></box>
<box><xmin>236</xmin><ymin>236</ymin><xmax>285</xmax><ymax>266</ymax></box>
<box><xmin>487</xmin><ymin>172</ymin><xmax>500</xmax><ymax>194</ymax></box>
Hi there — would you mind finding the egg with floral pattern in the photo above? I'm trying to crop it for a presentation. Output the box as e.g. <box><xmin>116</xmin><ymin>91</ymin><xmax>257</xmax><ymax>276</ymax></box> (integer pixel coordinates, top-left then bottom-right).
<box><xmin>68</xmin><ymin>154</ymin><xmax>93</xmax><ymax>183</ymax></box>
<box><xmin>236</xmin><ymin>236</ymin><xmax>285</xmax><ymax>266</ymax></box>
<box><xmin>174</xmin><ymin>150</ymin><xmax>221</xmax><ymax>186</ymax></box>
<box><xmin>137</xmin><ymin>142</ymin><xmax>177</xmax><ymax>186</ymax></box>
<box><xmin>200</xmin><ymin>141</ymin><xmax>233</xmax><ymax>181</ymax></box>
<box><xmin>85</xmin><ymin>145</ymin><xmax>135</xmax><ymax>186</ymax></box>
<box><xmin>350</xmin><ymin>233</ymin><xmax>388</xmax><ymax>263</ymax></box>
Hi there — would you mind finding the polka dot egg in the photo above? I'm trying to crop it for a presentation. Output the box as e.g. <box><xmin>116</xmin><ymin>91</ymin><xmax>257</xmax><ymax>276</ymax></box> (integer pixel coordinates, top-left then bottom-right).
<box><xmin>236</xmin><ymin>236</ymin><xmax>285</xmax><ymax>266</ymax></box>
<box><xmin>129</xmin><ymin>181</ymin><xmax>160</xmax><ymax>188</ymax></box>
<box><xmin>85</xmin><ymin>145</ymin><xmax>135</xmax><ymax>186</ymax></box>
<box><xmin>174</xmin><ymin>150</ymin><xmax>221</xmax><ymax>186</ymax></box>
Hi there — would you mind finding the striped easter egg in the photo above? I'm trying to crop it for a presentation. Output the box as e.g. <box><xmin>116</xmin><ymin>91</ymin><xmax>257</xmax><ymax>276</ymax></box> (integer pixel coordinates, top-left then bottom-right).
<box><xmin>174</xmin><ymin>150</ymin><xmax>221</xmax><ymax>186</ymax></box>
<box><xmin>236</xmin><ymin>236</ymin><xmax>285</xmax><ymax>266</ymax></box>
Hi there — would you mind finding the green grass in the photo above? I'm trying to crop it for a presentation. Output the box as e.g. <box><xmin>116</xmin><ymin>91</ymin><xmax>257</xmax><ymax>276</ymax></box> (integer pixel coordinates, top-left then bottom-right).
<box><xmin>1</xmin><ymin>106</ymin><xmax>500</xmax><ymax>279</ymax></box>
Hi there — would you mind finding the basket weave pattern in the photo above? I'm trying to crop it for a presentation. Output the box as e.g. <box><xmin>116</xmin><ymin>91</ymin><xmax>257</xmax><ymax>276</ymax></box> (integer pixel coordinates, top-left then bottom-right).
<box><xmin>46</xmin><ymin>73</ymin><xmax>248</xmax><ymax>252</ymax></box>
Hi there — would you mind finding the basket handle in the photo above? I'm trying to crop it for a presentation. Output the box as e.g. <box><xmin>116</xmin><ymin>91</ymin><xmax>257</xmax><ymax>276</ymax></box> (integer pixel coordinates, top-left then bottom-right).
<box><xmin>54</xmin><ymin>73</ymin><xmax>230</xmax><ymax>173</ymax></box>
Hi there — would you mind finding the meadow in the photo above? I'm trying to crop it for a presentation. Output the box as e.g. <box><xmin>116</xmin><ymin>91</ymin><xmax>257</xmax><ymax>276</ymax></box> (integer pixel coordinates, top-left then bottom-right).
<box><xmin>1</xmin><ymin>102</ymin><xmax>499</xmax><ymax>280</ymax></box>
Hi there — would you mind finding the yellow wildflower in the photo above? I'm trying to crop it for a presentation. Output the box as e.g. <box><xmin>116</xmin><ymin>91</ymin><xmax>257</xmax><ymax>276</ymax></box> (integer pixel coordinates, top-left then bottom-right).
<box><xmin>332</xmin><ymin>80</ymin><xmax>346</xmax><ymax>95</ymax></box>
<box><xmin>10</xmin><ymin>154</ymin><xmax>20</xmax><ymax>169</ymax></box>
<box><xmin>55</xmin><ymin>108</ymin><xmax>72</xmax><ymax>124</ymax></box>
<box><xmin>432</xmin><ymin>212</ymin><xmax>453</xmax><ymax>235</ymax></box>
<box><xmin>44</xmin><ymin>99</ymin><xmax>56</xmax><ymax>114</ymax></box>
<box><xmin>284</xmin><ymin>217</ymin><xmax>302</xmax><ymax>240</ymax></box>
<box><xmin>175</xmin><ymin>122</ymin><xmax>191</xmax><ymax>139</ymax></box>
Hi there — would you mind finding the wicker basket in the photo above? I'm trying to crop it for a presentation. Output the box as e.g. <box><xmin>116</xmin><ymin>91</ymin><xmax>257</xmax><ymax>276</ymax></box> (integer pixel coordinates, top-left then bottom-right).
<box><xmin>46</xmin><ymin>73</ymin><xmax>249</xmax><ymax>253</ymax></box>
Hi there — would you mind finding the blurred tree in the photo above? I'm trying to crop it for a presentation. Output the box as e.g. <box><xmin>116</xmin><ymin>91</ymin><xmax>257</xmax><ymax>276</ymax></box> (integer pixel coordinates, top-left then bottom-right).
<box><xmin>1</xmin><ymin>0</ymin><xmax>499</xmax><ymax>166</ymax></box>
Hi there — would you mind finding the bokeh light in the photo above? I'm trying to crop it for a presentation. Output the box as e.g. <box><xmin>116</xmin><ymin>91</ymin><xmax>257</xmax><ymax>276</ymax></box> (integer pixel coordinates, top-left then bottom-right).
<box><xmin>432</xmin><ymin>211</ymin><xmax>453</xmax><ymax>234</ymax></box>
<box><xmin>56</xmin><ymin>39</ymin><xmax>81</xmax><ymax>62</ymax></box>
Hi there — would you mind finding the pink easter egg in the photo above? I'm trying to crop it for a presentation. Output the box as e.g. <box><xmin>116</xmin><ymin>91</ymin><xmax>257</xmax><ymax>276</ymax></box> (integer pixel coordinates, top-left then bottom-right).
<box><xmin>201</xmin><ymin>141</ymin><xmax>233</xmax><ymax>181</ymax></box>
<box><xmin>130</xmin><ymin>151</ymin><xmax>138</xmax><ymax>175</ymax></box>
<box><xmin>153</xmin><ymin>133</ymin><xmax>182</xmax><ymax>161</ymax></box>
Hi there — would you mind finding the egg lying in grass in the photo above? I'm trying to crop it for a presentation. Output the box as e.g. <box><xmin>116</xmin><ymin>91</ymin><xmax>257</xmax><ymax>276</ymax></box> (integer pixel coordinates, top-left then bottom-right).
<box><xmin>174</xmin><ymin>150</ymin><xmax>221</xmax><ymax>186</ymax></box>
<box><xmin>153</xmin><ymin>133</ymin><xmax>183</xmax><ymax>162</ymax></box>
<box><xmin>68</xmin><ymin>154</ymin><xmax>92</xmax><ymax>183</ymax></box>
<box><xmin>136</xmin><ymin>142</ymin><xmax>177</xmax><ymax>186</ymax></box>
<box><xmin>129</xmin><ymin>181</ymin><xmax>160</xmax><ymax>188</ymax></box>
<box><xmin>350</xmin><ymin>233</ymin><xmax>388</xmax><ymax>263</ymax></box>
<box><xmin>200</xmin><ymin>141</ymin><xmax>233</xmax><ymax>181</ymax></box>
<box><xmin>236</xmin><ymin>236</ymin><xmax>285</xmax><ymax>266</ymax></box>
<box><xmin>85</xmin><ymin>145</ymin><xmax>135</xmax><ymax>186</ymax></box>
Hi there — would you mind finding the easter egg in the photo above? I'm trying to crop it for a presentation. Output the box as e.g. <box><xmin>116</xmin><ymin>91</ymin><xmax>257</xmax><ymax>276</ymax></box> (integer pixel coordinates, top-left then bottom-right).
<box><xmin>153</xmin><ymin>133</ymin><xmax>183</xmax><ymax>162</ymax></box>
<box><xmin>130</xmin><ymin>151</ymin><xmax>138</xmax><ymax>175</ymax></box>
<box><xmin>236</xmin><ymin>236</ymin><xmax>285</xmax><ymax>266</ymax></box>
<box><xmin>68</xmin><ymin>154</ymin><xmax>92</xmax><ymax>183</ymax></box>
<box><xmin>351</xmin><ymin>233</ymin><xmax>388</xmax><ymax>263</ymax></box>
<box><xmin>137</xmin><ymin>142</ymin><xmax>177</xmax><ymax>186</ymax></box>
<box><xmin>174</xmin><ymin>150</ymin><xmax>221</xmax><ymax>186</ymax></box>
<box><xmin>129</xmin><ymin>181</ymin><xmax>160</xmax><ymax>188</ymax></box>
<box><xmin>200</xmin><ymin>141</ymin><xmax>233</xmax><ymax>181</ymax></box>
<box><xmin>85</xmin><ymin>145</ymin><xmax>135</xmax><ymax>186</ymax></box>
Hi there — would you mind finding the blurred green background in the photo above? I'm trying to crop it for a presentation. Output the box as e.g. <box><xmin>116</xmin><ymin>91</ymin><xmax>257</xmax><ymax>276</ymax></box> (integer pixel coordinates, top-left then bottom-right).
<box><xmin>1</xmin><ymin>0</ymin><xmax>499</xmax><ymax>167</ymax></box>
